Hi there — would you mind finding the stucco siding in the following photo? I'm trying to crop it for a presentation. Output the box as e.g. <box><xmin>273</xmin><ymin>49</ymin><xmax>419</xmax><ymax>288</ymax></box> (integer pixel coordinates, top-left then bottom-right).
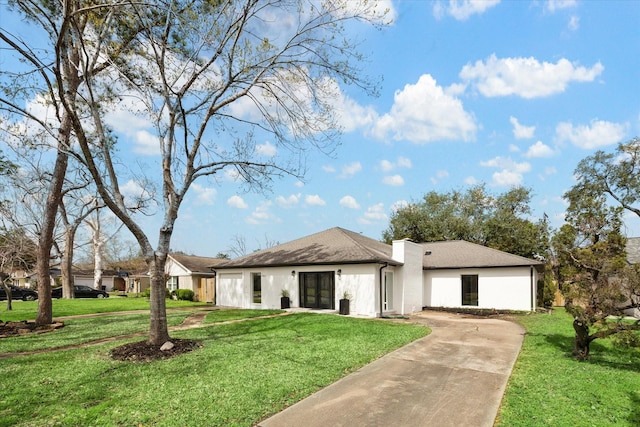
<box><xmin>424</xmin><ymin>266</ymin><xmax>534</xmax><ymax>311</ymax></box>
<box><xmin>215</xmin><ymin>264</ymin><xmax>380</xmax><ymax>316</ymax></box>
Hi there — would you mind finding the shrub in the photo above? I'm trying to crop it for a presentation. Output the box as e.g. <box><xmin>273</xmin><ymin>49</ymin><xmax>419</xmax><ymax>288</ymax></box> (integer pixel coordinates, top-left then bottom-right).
<box><xmin>174</xmin><ymin>289</ymin><xmax>194</xmax><ymax>301</ymax></box>
<box><xmin>612</xmin><ymin>330</ymin><xmax>640</xmax><ymax>348</ymax></box>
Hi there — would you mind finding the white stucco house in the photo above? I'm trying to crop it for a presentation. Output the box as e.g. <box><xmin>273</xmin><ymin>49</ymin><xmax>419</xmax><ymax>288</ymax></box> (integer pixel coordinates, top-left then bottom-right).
<box><xmin>214</xmin><ymin>227</ymin><xmax>543</xmax><ymax>317</ymax></box>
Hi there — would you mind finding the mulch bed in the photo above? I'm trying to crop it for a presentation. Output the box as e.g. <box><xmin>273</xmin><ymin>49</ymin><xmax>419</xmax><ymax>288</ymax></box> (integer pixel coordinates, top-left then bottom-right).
<box><xmin>0</xmin><ymin>320</ymin><xmax>64</xmax><ymax>338</ymax></box>
<box><xmin>109</xmin><ymin>339</ymin><xmax>202</xmax><ymax>362</ymax></box>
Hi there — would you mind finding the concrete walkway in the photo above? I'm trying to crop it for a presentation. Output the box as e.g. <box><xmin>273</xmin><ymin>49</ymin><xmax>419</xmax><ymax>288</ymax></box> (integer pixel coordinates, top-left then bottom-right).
<box><xmin>258</xmin><ymin>311</ymin><xmax>525</xmax><ymax>427</ymax></box>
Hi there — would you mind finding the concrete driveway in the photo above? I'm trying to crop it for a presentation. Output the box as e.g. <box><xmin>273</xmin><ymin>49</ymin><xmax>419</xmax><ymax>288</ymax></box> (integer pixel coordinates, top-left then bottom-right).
<box><xmin>258</xmin><ymin>310</ymin><xmax>524</xmax><ymax>427</ymax></box>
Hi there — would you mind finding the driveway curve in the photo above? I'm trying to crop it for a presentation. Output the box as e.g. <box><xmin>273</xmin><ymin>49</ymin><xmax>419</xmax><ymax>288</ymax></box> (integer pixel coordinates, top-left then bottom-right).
<box><xmin>258</xmin><ymin>310</ymin><xmax>525</xmax><ymax>427</ymax></box>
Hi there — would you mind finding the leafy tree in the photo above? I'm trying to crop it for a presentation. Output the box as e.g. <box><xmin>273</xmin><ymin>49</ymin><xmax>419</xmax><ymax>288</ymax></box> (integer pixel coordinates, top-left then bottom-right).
<box><xmin>553</xmin><ymin>185</ymin><xmax>640</xmax><ymax>359</ymax></box>
<box><xmin>383</xmin><ymin>185</ymin><xmax>548</xmax><ymax>259</ymax></box>
<box><xmin>572</xmin><ymin>137</ymin><xmax>640</xmax><ymax>217</ymax></box>
<box><xmin>2</xmin><ymin>1</ymin><xmax>386</xmax><ymax>344</ymax></box>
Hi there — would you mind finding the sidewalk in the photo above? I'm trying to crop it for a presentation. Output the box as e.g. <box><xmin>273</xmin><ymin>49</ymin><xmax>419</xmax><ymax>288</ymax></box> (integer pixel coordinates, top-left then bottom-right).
<box><xmin>258</xmin><ymin>311</ymin><xmax>524</xmax><ymax>427</ymax></box>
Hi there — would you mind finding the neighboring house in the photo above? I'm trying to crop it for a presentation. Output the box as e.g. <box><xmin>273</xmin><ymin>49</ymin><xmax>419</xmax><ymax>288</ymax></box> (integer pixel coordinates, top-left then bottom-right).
<box><xmin>165</xmin><ymin>253</ymin><xmax>226</xmax><ymax>303</ymax></box>
<box><xmin>214</xmin><ymin>227</ymin><xmax>543</xmax><ymax>317</ymax></box>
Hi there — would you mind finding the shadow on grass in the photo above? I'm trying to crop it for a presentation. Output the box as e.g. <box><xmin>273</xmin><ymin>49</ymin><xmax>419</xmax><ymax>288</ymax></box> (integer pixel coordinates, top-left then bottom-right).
<box><xmin>529</xmin><ymin>331</ymin><xmax>640</xmax><ymax>373</ymax></box>
<box><xmin>628</xmin><ymin>391</ymin><xmax>640</xmax><ymax>425</ymax></box>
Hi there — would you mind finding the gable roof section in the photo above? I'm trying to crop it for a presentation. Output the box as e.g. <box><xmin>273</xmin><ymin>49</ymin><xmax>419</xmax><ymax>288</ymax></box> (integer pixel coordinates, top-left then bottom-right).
<box><xmin>216</xmin><ymin>227</ymin><xmax>399</xmax><ymax>268</ymax></box>
<box><xmin>169</xmin><ymin>253</ymin><xmax>225</xmax><ymax>274</ymax></box>
<box><xmin>422</xmin><ymin>240</ymin><xmax>543</xmax><ymax>269</ymax></box>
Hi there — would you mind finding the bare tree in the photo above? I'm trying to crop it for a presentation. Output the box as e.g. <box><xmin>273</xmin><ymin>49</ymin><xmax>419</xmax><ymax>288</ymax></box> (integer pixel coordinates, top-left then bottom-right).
<box><xmin>2</xmin><ymin>1</ymin><xmax>387</xmax><ymax>344</ymax></box>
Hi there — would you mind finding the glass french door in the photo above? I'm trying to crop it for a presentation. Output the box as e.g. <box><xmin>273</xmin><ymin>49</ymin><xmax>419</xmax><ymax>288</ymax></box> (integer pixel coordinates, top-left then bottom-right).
<box><xmin>300</xmin><ymin>272</ymin><xmax>335</xmax><ymax>309</ymax></box>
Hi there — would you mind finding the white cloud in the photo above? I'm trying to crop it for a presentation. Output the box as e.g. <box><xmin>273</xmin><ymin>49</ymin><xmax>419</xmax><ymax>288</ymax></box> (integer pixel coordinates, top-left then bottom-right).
<box><xmin>227</xmin><ymin>195</ymin><xmax>248</xmax><ymax>209</ymax></box>
<box><xmin>509</xmin><ymin>144</ymin><xmax>520</xmax><ymax>152</ymax></box>
<box><xmin>380</xmin><ymin>156</ymin><xmax>412</xmax><ymax>172</ymax></box>
<box><xmin>525</xmin><ymin>141</ymin><xmax>554</xmax><ymax>158</ymax></box>
<box><xmin>383</xmin><ymin>175</ymin><xmax>404</xmax><ymax>186</ymax></box>
<box><xmin>545</xmin><ymin>0</ymin><xmax>577</xmax><ymax>13</ymax></box>
<box><xmin>246</xmin><ymin>201</ymin><xmax>279</xmax><ymax>225</ymax></box>
<box><xmin>191</xmin><ymin>183</ymin><xmax>217</xmax><ymax>206</ymax></box>
<box><xmin>480</xmin><ymin>156</ymin><xmax>531</xmax><ymax>186</ymax></box>
<box><xmin>276</xmin><ymin>193</ymin><xmax>300</xmax><ymax>208</ymax></box>
<box><xmin>256</xmin><ymin>141</ymin><xmax>277</xmax><ymax>157</ymax></box>
<box><xmin>322</xmin><ymin>165</ymin><xmax>336</xmax><ymax>173</ymax></box>
<box><xmin>305</xmin><ymin>194</ymin><xmax>326</xmax><ymax>206</ymax></box>
<box><xmin>460</xmin><ymin>54</ymin><xmax>604</xmax><ymax>98</ymax></box>
<box><xmin>339</xmin><ymin>195</ymin><xmax>360</xmax><ymax>209</ymax></box>
<box><xmin>133</xmin><ymin>130</ymin><xmax>160</xmax><ymax>155</ymax></box>
<box><xmin>510</xmin><ymin>116</ymin><xmax>536</xmax><ymax>139</ymax></box>
<box><xmin>120</xmin><ymin>179</ymin><xmax>151</xmax><ymax>203</ymax></box>
<box><xmin>555</xmin><ymin>119</ymin><xmax>628</xmax><ymax>149</ymax></box>
<box><xmin>568</xmin><ymin>15</ymin><xmax>580</xmax><ymax>31</ymax></box>
<box><xmin>358</xmin><ymin>203</ymin><xmax>388</xmax><ymax>224</ymax></box>
<box><xmin>340</xmin><ymin>162</ymin><xmax>362</xmax><ymax>178</ymax></box>
<box><xmin>433</xmin><ymin>0</ymin><xmax>500</xmax><ymax>21</ymax></box>
<box><xmin>371</xmin><ymin>74</ymin><xmax>477</xmax><ymax>143</ymax></box>
<box><xmin>464</xmin><ymin>176</ymin><xmax>479</xmax><ymax>185</ymax></box>
<box><xmin>390</xmin><ymin>200</ymin><xmax>409</xmax><ymax>212</ymax></box>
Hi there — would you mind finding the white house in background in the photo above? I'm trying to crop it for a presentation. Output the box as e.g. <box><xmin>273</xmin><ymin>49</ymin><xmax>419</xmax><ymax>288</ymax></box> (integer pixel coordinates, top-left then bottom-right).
<box><xmin>214</xmin><ymin>227</ymin><xmax>543</xmax><ymax>317</ymax></box>
<box><xmin>165</xmin><ymin>253</ymin><xmax>226</xmax><ymax>303</ymax></box>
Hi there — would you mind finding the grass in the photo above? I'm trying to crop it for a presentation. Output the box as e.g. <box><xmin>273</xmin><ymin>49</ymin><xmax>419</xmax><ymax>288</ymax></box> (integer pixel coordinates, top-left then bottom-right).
<box><xmin>496</xmin><ymin>309</ymin><xmax>640</xmax><ymax>426</ymax></box>
<box><xmin>0</xmin><ymin>297</ymin><xmax>207</xmax><ymax>322</ymax></box>
<box><xmin>0</xmin><ymin>311</ymin><xmax>429</xmax><ymax>426</ymax></box>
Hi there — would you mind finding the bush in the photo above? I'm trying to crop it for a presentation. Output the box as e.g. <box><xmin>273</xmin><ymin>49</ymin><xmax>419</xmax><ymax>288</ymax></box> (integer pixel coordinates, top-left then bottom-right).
<box><xmin>172</xmin><ymin>289</ymin><xmax>194</xmax><ymax>301</ymax></box>
<box><xmin>612</xmin><ymin>330</ymin><xmax>640</xmax><ymax>348</ymax></box>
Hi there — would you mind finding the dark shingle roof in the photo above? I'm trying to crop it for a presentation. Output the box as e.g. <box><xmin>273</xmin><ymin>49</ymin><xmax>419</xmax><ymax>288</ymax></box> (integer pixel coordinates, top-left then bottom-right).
<box><xmin>215</xmin><ymin>227</ymin><xmax>398</xmax><ymax>268</ymax></box>
<box><xmin>170</xmin><ymin>254</ymin><xmax>226</xmax><ymax>274</ymax></box>
<box><xmin>422</xmin><ymin>240</ymin><xmax>543</xmax><ymax>269</ymax></box>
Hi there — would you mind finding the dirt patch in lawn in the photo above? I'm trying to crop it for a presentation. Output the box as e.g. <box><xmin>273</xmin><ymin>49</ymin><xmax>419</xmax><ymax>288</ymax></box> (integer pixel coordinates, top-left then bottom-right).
<box><xmin>0</xmin><ymin>320</ymin><xmax>64</xmax><ymax>338</ymax></box>
<box><xmin>109</xmin><ymin>339</ymin><xmax>202</xmax><ymax>362</ymax></box>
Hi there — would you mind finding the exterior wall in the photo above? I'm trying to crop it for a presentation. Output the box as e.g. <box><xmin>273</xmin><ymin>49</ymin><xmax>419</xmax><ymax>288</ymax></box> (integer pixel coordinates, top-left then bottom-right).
<box><xmin>215</xmin><ymin>264</ymin><xmax>381</xmax><ymax>317</ymax></box>
<box><xmin>424</xmin><ymin>266</ymin><xmax>536</xmax><ymax>311</ymax></box>
<box><xmin>392</xmin><ymin>240</ymin><xmax>424</xmax><ymax>315</ymax></box>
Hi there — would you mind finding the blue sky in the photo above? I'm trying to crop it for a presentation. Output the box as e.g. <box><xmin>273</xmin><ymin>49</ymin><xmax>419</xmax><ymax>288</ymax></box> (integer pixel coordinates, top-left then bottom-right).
<box><xmin>170</xmin><ymin>0</ymin><xmax>640</xmax><ymax>256</ymax></box>
<box><xmin>2</xmin><ymin>1</ymin><xmax>640</xmax><ymax>258</ymax></box>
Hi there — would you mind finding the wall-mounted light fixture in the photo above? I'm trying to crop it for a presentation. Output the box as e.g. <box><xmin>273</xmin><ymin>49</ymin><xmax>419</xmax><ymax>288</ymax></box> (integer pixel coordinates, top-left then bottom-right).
<box><xmin>337</xmin><ymin>269</ymin><xmax>342</xmax><ymax>278</ymax></box>
<box><xmin>291</xmin><ymin>270</ymin><xmax>296</xmax><ymax>277</ymax></box>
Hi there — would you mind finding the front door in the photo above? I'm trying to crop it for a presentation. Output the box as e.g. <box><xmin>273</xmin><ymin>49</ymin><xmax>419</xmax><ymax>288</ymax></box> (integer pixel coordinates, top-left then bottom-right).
<box><xmin>300</xmin><ymin>272</ymin><xmax>335</xmax><ymax>309</ymax></box>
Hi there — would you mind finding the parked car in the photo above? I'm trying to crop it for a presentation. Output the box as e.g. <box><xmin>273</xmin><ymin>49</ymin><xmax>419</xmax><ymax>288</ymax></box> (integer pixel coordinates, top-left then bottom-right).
<box><xmin>51</xmin><ymin>285</ymin><xmax>109</xmax><ymax>299</ymax></box>
<box><xmin>0</xmin><ymin>285</ymin><xmax>38</xmax><ymax>301</ymax></box>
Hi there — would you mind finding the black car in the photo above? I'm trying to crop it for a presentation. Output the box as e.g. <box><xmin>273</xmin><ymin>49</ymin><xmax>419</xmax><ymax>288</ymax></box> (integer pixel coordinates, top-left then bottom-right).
<box><xmin>0</xmin><ymin>285</ymin><xmax>38</xmax><ymax>301</ymax></box>
<box><xmin>51</xmin><ymin>285</ymin><xmax>109</xmax><ymax>299</ymax></box>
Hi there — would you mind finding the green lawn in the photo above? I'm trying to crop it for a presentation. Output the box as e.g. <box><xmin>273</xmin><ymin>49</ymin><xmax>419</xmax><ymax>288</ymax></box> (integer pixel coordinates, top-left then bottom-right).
<box><xmin>496</xmin><ymin>309</ymin><xmax>640</xmax><ymax>426</ymax></box>
<box><xmin>0</xmin><ymin>311</ymin><xmax>429</xmax><ymax>426</ymax></box>
<box><xmin>0</xmin><ymin>297</ymin><xmax>207</xmax><ymax>322</ymax></box>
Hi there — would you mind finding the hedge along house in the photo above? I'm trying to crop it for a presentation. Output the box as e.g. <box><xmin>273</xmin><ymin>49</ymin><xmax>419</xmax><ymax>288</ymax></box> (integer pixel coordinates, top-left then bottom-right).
<box><xmin>214</xmin><ymin>227</ymin><xmax>543</xmax><ymax>316</ymax></box>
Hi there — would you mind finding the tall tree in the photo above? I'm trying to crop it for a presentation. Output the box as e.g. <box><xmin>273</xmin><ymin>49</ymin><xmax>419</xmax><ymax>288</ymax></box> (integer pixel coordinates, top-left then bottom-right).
<box><xmin>383</xmin><ymin>185</ymin><xmax>548</xmax><ymax>259</ymax></box>
<box><xmin>572</xmin><ymin>137</ymin><xmax>640</xmax><ymax>217</ymax></box>
<box><xmin>554</xmin><ymin>185</ymin><xmax>640</xmax><ymax>359</ymax></box>
<box><xmin>2</xmin><ymin>1</ymin><xmax>386</xmax><ymax>344</ymax></box>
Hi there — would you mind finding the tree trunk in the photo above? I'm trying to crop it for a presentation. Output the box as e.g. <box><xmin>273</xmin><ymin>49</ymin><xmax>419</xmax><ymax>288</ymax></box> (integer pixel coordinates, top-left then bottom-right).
<box><xmin>572</xmin><ymin>318</ymin><xmax>591</xmax><ymax>360</ymax></box>
<box><xmin>61</xmin><ymin>226</ymin><xmax>75</xmax><ymax>299</ymax></box>
<box><xmin>36</xmin><ymin>121</ymin><xmax>69</xmax><ymax>325</ymax></box>
<box><xmin>3</xmin><ymin>283</ymin><xmax>13</xmax><ymax>311</ymax></box>
<box><xmin>148</xmin><ymin>256</ymin><xmax>170</xmax><ymax>345</ymax></box>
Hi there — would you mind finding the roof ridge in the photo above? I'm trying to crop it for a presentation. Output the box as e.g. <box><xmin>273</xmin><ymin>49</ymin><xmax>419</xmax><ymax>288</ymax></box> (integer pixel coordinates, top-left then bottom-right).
<box><xmin>337</xmin><ymin>227</ymin><xmax>391</xmax><ymax>260</ymax></box>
